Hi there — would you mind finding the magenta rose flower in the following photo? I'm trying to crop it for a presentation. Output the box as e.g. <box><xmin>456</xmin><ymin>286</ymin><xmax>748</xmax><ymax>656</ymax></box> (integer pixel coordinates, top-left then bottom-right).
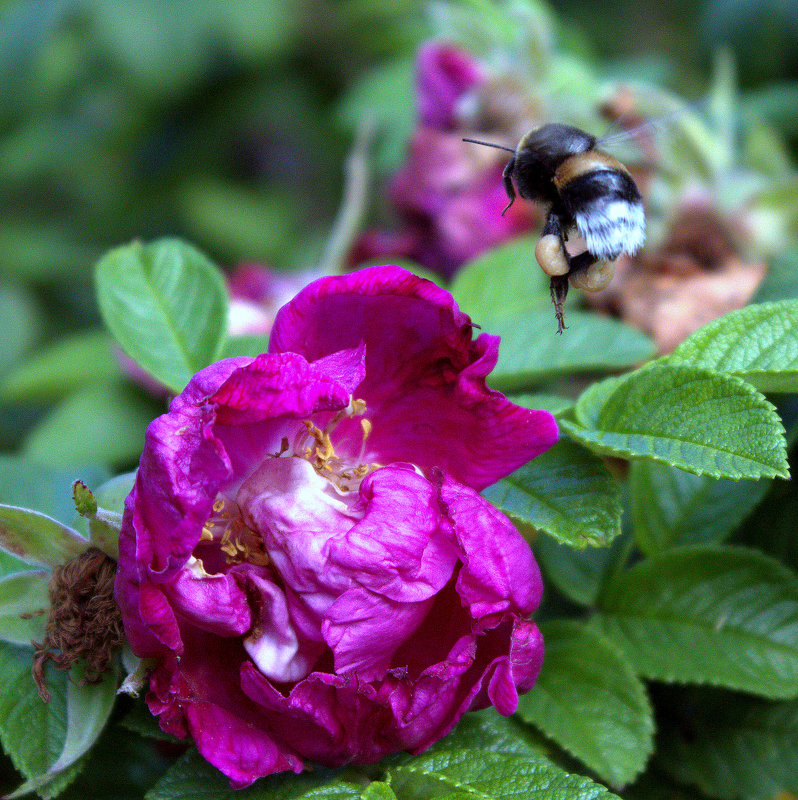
<box><xmin>115</xmin><ymin>266</ymin><xmax>557</xmax><ymax>787</ymax></box>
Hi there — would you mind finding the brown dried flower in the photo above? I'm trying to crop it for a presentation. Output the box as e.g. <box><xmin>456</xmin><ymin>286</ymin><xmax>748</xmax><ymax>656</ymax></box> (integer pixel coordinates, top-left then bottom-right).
<box><xmin>32</xmin><ymin>547</ymin><xmax>124</xmax><ymax>702</ymax></box>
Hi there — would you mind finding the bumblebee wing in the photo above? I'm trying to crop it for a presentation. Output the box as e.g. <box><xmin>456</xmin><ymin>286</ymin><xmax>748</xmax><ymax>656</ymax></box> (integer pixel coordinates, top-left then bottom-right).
<box><xmin>560</xmin><ymin>170</ymin><xmax>645</xmax><ymax>261</ymax></box>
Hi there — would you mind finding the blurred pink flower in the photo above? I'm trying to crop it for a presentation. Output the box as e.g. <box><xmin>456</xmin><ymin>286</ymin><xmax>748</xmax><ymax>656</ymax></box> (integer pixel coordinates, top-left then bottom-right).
<box><xmin>116</xmin><ymin>266</ymin><xmax>556</xmax><ymax>786</ymax></box>
<box><xmin>416</xmin><ymin>41</ymin><xmax>484</xmax><ymax>129</ymax></box>
<box><xmin>352</xmin><ymin>42</ymin><xmax>535</xmax><ymax>277</ymax></box>
<box><xmin>227</xmin><ymin>264</ymin><xmax>326</xmax><ymax>337</ymax></box>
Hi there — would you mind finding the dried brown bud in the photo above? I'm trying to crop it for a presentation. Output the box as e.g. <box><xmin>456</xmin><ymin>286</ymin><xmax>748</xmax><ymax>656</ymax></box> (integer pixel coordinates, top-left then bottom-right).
<box><xmin>32</xmin><ymin>547</ymin><xmax>123</xmax><ymax>702</ymax></box>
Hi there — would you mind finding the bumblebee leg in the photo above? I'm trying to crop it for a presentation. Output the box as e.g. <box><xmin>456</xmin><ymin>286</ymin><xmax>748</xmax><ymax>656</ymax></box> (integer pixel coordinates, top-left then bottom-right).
<box><xmin>536</xmin><ymin>213</ymin><xmax>569</xmax><ymax>276</ymax></box>
<box><xmin>540</xmin><ymin>212</ymin><xmax>570</xmax><ymax>333</ymax></box>
<box><xmin>570</xmin><ymin>255</ymin><xmax>616</xmax><ymax>292</ymax></box>
<box><xmin>501</xmin><ymin>158</ymin><xmax>516</xmax><ymax>216</ymax></box>
<box><xmin>550</xmin><ymin>275</ymin><xmax>569</xmax><ymax>334</ymax></box>
<box><xmin>541</xmin><ymin>210</ymin><xmax>562</xmax><ymax>238</ymax></box>
<box><xmin>567</xmin><ymin>250</ymin><xmax>596</xmax><ymax>276</ymax></box>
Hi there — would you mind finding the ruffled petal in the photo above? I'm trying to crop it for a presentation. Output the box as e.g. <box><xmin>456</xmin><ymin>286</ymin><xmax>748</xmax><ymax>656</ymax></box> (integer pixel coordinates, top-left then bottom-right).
<box><xmin>269</xmin><ymin>266</ymin><xmax>558</xmax><ymax>490</ymax></box>
<box><xmin>241</xmin><ymin>570</ymin><xmax>325</xmax><ymax>683</ymax></box>
<box><xmin>186</xmin><ymin>700</ymin><xmax>304</xmax><ymax>788</ymax></box>
<box><xmin>442</xmin><ymin>476</ymin><xmax>543</xmax><ymax>619</ymax></box>
<box><xmin>167</xmin><ymin>558</ymin><xmax>252</xmax><ymax>637</ymax></box>
<box><xmin>323</xmin><ymin>586</ymin><xmax>432</xmax><ymax>679</ymax></box>
<box><xmin>325</xmin><ymin>466</ymin><xmax>459</xmax><ymax>602</ymax></box>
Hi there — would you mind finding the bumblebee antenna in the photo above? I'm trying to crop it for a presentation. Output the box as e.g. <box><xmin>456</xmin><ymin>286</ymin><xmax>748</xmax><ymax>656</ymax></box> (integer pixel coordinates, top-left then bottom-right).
<box><xmin>462</xmin><ymin>138</ymin><xmax>516</xmax><ymax>153</ymax></box>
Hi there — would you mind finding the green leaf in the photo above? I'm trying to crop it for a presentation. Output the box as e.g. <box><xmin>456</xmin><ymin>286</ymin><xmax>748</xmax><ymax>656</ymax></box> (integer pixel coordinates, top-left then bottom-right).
<box><xmin>744</xmin><ymin>82</ymin><xmax>798</xmax><ymax>140</ymax></box>
<box><xmin>177</xmin><ymin>181</ymin><xmax>301</xmax><ymax>269</ymax></box>
<box><xmin>0</xmin><ymin>504</ymin><xmax>87</xmax><ymax>568</ymax></box>
<box><xmin>22</xmin><ymin>383</ymin><xmax>156</xmax><ymax>469</ymax></box>
<box><xmin>0</xmin><ymin>280</ymin><xmax>42</xmax><ymax>375</ymax></box>
<box><xmin>487</xmin><ymin>311</ymin><xmax>656</xmax><ymax>392</ymax></box>
<box><xmin>95</xmin><ymin>238</ymin><xmax>228</xmax><ymax>393</ymax></box>
<box><xmin>360</xmin><ymin>783</ymin><xmax>396</xmax><ymax>800</ymax></box>
<box><xmin>450</xmin><ymin>236</ymin><xmax>551</xmax><ymax>322</ymax></box>
<box><xmin>432</xmin><ymin>707</ymin><xmax>547</xmax><ymax>759</ymax></box>
<box><xmin>508</xmin><ymin>393</ymin><xmax>574</xmax><ymax>417</ymax></box>
<box><xmin>89</xmin><ymin>0</ymin><xmax>210</xmax><ymax>97</ymax></box>
<box><xmin>220</xmin><ymin>334</ymin><xmax>270</xmax><ymax>360</ymax></box>
<box><xmin>56</xmin><ymin>722</ymin><xmax>175</xmax><ymax>800</ymax></box>
<box><xmin>145</xmin><ymin>749</ymin><xmax>363</xmax><ymax>800</ymax></box>
<box><xmin>534</xmin><ymin>533</ymin><xmax>623</xmax><ymax>607</ymax></box>
<box><xmin>0</xmin><ymin>330</ymin><xmax>121</xmax><ymax>403</ymax></box>
<box><xmin>221</xmin><ymin>1</ymin><xmax>300</xmax><ymax>60</ymax></box>
<box><xmin>516</xmin><ymin>621</ymin><xmax>654</xmax><ymax>786</ymax></box>
<box><xmin>562</xmin><ymin>363</ymin><xmax>789</xmax><ymax>479</ymax></box>
<box><xmin>90</xmin><ymin>471</ymin><xmax>136</xmax><ymax>516</ymax></box>
<box><xmin>388</xmin><ymin>748</ymin><xmax>622</xmax><ymax>800</ymax></box>
<box><xmin>482</xmin><ymin>439</ymin><xmax>622</xmax><ymax>548</ymax></box>
<box><xmin>0</xmin><ymin>223</ymin><xmax>98</xmax><ymax>281</ymax></box>
<box><xmin>6</xmin><ymin>661</ymin><xmax>119</xmax><ymax>798</ymax></box>
<box><xmin>668</xmin><ymin>300</ymin><xmax>798</xmax><ymax>393</ymax></box>
<box><xmin>658</xmin><ymin>692</ymin><xmax>798</xmax><ymax>800</ymax></box>
<box><xmin>594</xmin><ymin>545</ymin><xmax>798</xmax><ymax>698</ymax></box>
<box><xmin>755</xmin><ymin>247</ymin><xmax>798</xmax><ymax>304</ymax></box>
<box><xmin>0</xmin><ymin>570</ymin><xmax>49</xmax><ymax>645</ymax></box>
<box><xmin>630</xmin><ymin>460</ymin><xmax>772</xmax><ymax>554</ymax></box>
<box><xmin>738</xmin><ymin>468</ymin><xmax>798</xmax><ymax>572</ymax></box>
<box><xmin>0</xmin><ymin>642</ymin><xmax>85</xmax><ymax>798</ymax></box>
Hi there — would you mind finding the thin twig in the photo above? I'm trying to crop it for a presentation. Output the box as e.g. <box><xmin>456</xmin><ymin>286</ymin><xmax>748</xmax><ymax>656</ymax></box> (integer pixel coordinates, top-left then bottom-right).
<box><xmin>317</xmin><ymin>117</ymin><xmax>376</xmax><ymax>275</ymax></box>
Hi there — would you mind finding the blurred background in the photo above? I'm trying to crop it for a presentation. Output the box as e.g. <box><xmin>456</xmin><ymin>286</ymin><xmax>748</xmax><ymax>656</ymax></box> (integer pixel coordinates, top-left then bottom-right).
<box><xmin>0</xmin><ymin>0</ymin><xmax>796</xmax><ymax>470</ymax></box>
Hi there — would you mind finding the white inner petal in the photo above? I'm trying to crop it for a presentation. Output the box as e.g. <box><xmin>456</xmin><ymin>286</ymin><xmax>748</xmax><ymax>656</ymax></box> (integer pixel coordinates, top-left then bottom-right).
<box><xmin>243</xmin><ymin>577</ymin><xmax>314</xmax><ymax>682</ymax></box>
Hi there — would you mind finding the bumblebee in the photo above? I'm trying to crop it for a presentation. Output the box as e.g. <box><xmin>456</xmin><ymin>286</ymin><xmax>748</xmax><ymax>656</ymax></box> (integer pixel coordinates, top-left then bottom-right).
<box><xmin>464</xmin><ymin>123</ymin><xmax>645</xmax><ymax>332</ymax></box>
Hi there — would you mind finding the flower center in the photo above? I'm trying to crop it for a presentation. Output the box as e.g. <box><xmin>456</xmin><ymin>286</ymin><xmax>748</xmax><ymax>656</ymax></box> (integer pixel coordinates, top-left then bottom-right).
<box><xmin>288</xmin><ymin>397</ymin><xmax>381</xmax><ymax>494</ymax></box>
<box><xmin>199</xmin><ymin>397</ymin><xmax>380</xmax><ymax>568</ymax></box>
<box><xmin>201</xmin><ymin>497</ymin><xmax>270</xmax><ymax>567</ymax></box>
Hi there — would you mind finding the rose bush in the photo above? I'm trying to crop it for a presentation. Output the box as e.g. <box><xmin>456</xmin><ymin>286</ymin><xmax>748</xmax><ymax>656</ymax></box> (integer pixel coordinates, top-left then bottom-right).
<box><xmin>115</xmin><ymin>265</ymin><xmax>558</xmax><ymax>786</ymax></box>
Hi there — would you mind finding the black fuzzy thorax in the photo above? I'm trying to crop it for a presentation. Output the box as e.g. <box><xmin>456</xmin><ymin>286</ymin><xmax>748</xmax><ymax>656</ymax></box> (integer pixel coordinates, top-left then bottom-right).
<box><xmin>513</xmin><ymin>124</ymin><xmax>596</xmax><ymax>203</ymax></box>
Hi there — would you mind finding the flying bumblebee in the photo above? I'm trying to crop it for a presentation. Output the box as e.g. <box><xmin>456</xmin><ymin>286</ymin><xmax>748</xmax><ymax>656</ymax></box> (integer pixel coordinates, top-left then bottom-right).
<box><xmin>464</xmin><ymin>123</ymin><xmax>645</xmax><ymax>333</ymax></box>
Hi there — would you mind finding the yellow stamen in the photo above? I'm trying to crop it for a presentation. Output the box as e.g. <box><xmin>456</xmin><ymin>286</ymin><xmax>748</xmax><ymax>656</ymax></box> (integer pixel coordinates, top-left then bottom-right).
<box><xmin>201</xmin><ymin>496</ymin><xmax>270</xmax><ymax>567</ymax></box>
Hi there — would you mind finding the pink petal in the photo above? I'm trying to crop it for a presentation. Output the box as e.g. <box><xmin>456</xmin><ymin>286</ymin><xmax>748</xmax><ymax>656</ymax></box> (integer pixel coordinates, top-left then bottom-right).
<box><xmin>269</xmin><ymin>266</ymin><xmax>558</xmax><ymax>490</ymax></box>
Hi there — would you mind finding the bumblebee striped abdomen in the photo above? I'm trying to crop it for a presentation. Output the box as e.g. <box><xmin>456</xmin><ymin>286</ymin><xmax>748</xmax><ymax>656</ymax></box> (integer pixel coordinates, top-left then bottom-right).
<box><xmin>554</xmin><ymin>151</ymin><xmax>645</xmax><ymax>261</ymax></box>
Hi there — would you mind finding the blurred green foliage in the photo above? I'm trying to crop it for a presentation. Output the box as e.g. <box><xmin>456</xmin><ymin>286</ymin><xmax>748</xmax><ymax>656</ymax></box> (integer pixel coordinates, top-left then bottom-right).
<box><xmin>0</xmin><ymin>0</ymin><xmax>431</xmax><ymax>458</ymax></box>
<box><xmin>0</xmin><ymin>0</ymin><xmax>795</xmax><ymax>459</ymax></box>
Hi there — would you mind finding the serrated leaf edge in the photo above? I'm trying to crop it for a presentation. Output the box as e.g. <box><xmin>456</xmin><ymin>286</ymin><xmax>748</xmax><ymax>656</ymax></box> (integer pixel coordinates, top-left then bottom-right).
<box><xmin>518</xmin><ymin>621</ymin><xmax>654</xmax><ymax>787</ymax></box>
